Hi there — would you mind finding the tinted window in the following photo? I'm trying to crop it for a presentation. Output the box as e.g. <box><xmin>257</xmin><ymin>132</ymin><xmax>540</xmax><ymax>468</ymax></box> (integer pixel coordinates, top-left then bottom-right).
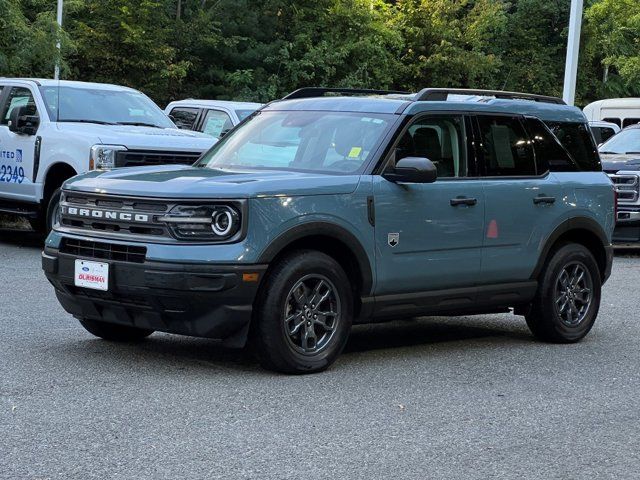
<box><xmin>525</xmin><ymin>117</ymin><xmax>577</xmax><ymax>172</ymax></box>
<box><xmin>2</xmin><ymin>87</ymin><xmax>38</xmax><ymax>125</ymax></box>
<box><xmin>545</xmin><ymin>121</ymin><xmax>601</xmax><ymax>171</ymax></box>
<box><xmin>603</xmin><ymin>117</ymin><xmax>621</xmax><ymax>128</ymax></box>
<box><xmin>623</xmin><ymin>118</ymin><xmax>640</xmax><ymax>128</ymax></box>
<box><xmin>590</xmin><ymin>126</ymin><xmax>616</xmax><ymax>145</ymax></box>
<box><xmin>395</xmin><ymin>115</ymin><xmax>467</xmax><ymax>177</ymax></box>
<box><xmin>170</xmin><ymin>107</ymin><xmax>199</xmax><ymax>130</ymax></box>
<box><xmin>200</xmin><ymin>109</ymin><xmax>233</xmax><ymax>138</ymax></box>
<box><xmin>477</xmin><ymin>115</ymin><xmax>536</xmax><ymax>176</ymax></box>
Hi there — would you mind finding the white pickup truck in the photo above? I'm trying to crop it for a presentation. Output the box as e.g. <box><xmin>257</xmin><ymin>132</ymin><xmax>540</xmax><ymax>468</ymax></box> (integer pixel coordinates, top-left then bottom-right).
<box><xmin>0</xmin><ymin>78</ymin><xmax>215</xmax><ymax>231</ymax></box>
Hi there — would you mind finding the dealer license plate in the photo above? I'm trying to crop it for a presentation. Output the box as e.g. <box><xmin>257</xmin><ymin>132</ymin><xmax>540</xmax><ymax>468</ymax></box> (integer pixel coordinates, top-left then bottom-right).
<box><xmin>74</xmin><ymin>259</ymin><xmax>109</xmax><ymax>291</ymax></box>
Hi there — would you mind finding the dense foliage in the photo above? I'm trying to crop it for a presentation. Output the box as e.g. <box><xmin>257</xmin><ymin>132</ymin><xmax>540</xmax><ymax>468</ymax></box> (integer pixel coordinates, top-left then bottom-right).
<box><xmin>0</xmin><ymin>0</ymin><xmax>638</xmax><ymax>106</ymax></box>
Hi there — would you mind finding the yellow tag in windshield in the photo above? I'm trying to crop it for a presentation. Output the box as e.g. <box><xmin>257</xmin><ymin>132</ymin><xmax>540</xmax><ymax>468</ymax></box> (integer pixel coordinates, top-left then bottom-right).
<box><xmin>348</xmin><ymin>147</ymin><xmax>362</xmax><ymax>158</ymax></box>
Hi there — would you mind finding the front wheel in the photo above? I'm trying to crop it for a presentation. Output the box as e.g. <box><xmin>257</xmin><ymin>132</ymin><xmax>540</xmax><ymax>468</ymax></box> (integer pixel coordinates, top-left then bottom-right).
<box><xmin>79</xmin><ymin>318</ymin><xmax>154</xmax><ymax>342</ymax></box>
<box><xmin>251</xmin><ymin>250</ymin><xmax>353</xmax><ymax>374</ymax></box>
<box><xmin>526</xmin><ymin>243</ymin><xmax>601</xmax><ymax>343</ymax></box>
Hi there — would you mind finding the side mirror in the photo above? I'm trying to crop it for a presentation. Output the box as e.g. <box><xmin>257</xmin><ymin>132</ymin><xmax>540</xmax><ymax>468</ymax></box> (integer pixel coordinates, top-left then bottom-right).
<box><xmin>8</xmin><ymin>106</ymin><xmax>39</xmax><ymax>135</ymax></box>
<box><xmin>383</xmin><ymin>157</ymin><xmax>437</xmax><ymax>184</ymax></box>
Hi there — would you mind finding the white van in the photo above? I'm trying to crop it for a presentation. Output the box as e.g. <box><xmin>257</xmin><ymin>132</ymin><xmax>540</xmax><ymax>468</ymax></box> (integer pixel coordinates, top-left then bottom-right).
<box><xmin>165</xmin><ymin>99</ymin><xmax>262</xmax><ymax>139</ymax></box>
<box><xmin>0</xmin><ymin>79</ymin><xmax>216</xmax><ymax>231</ymax></box>
<box><xmin>583</xmin><ymin>98</ymin><xmax>640</xmax><ymax>129</ymax></box>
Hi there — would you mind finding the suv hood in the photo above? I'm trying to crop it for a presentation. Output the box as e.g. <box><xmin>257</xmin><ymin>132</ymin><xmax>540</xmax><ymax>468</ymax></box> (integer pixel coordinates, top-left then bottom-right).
<box><xmin>600</xmin><ymin>153</ymin><xmax>640</xmax><ymax>173</ymax></box>
<box><xmin>63</xmin><ymin>165</ymin><xmax>361</xmax><ymax>198</ymax></box>
<box><xmin>56</xmin><ymin>123</ymin><xmax>216</xmax><ymax>152</ymax></box>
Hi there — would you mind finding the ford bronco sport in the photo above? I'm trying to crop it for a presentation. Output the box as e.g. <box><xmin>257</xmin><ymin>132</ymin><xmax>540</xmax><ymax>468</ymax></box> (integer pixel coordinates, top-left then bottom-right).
<box><xmin>42</xmin><ymin>87</ymin><xmax>615</xmax><ymax>374</ymax></box>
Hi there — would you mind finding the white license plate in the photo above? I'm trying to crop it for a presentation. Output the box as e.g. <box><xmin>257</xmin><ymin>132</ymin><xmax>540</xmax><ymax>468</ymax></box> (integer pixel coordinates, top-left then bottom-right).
<box><xmin>74</xmin><ymin>259</ymin><xmax>109</xmax><ymax>291</ymax></box>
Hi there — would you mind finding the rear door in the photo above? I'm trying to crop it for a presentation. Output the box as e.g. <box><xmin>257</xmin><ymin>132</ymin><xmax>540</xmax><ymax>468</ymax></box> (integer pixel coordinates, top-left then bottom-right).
<box><xmin>0</xmin><ymin>85</ymin><xmax>41</xmax><ymax>202</ymax></box>
<box><xmin>476</xmin><ymin>114</ymin><xmax>563</xmax><ymax>283</ymax></box>
<box><xmin>373</xmin><ymin>113</ymin><xmax>485</xmax><ymax>295</ymax></box>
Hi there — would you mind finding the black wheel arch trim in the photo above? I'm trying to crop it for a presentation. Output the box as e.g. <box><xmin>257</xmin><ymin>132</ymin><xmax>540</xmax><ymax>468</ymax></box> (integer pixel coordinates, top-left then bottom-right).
<box><xmin>531</xmin><ymin>216</ymin><xmax>611</xmax><ymax>280</ymax></box>
<box><xmin>257</xmin><ymin>222</ymin><xmax>374</xmax><ymax>295</ymax></box>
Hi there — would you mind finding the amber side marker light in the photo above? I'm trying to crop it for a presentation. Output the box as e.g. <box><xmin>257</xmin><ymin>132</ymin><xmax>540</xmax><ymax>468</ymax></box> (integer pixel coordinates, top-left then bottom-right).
<box><xmin>243</xmin><ymin>273</ymin><xmax>260</xmax><ymax>282</ymax></box>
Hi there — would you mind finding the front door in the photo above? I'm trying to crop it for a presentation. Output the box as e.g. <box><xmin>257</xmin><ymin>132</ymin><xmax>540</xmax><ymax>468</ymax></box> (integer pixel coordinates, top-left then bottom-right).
<box><xmin>0</xmin><ymin>86</ymin><xmax>40</xmax><ymax>202</ymax></box>
<box><xmin>374</xmin><ymin>114</ymin><xmax>485</xmax><ymax>296</ymax></box>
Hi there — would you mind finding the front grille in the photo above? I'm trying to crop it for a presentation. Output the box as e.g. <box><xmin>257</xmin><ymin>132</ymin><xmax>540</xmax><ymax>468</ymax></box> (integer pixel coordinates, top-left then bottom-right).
<box><xmin>60</xmin><ymin>193</ymin><xmax>172</xmax><ymax>239</ymax></box>
<box><xmin>61</xmin><ymin>238</ymin><xmax>147</xmax><ymax>264</ymax></box>
<box><xmin>609</xmin><ymin>173</ymin><xmax>639</xmax><ymax>203</ymax></box>
<box><xmin>115</xmin><ymin>150</ymin><xmax>202</xmax><ymax>167</ymax></box>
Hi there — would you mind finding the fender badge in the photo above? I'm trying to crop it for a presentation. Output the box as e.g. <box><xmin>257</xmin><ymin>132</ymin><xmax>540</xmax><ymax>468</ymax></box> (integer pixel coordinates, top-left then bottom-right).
<box><xmin>388</xmin><ymin>233</ymin><xmax>399</xmax><ymax>247</ymax></box>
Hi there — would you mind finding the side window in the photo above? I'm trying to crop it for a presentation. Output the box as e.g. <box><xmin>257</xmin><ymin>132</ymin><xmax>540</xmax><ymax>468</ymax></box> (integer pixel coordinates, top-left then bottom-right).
<box><xmin>1</xmin><ymin>87</ymin><xmax>38</xmax><ymax>125</ymax></box>
<box><xmin>623</xmin><ymin>118</ymin><xmax>640</xmax><ymax>128</ymax></box>
<box><xmin>395</xmin><ymin>115</ymin><xmax>467</xmax><ymax>178</ymax></box>
<box><xmin>524</xmin><ymin>117</ymin><xmax>577</xmax><ymax>172</ymax></box>
<box><xmin>170</xmin><ymin>107</ymin><xmax>199</xmax><ymax>130</ymax></box>
<box><xmin>544</xmin><ymin>121</ymin><xmax>601</xmax><ymax>171</ymax></box>
<box><xmin>603</xmin><ymin>117</ymin><xmax>621</xmax><ymax>128</ymax></box>
<box><xmin>200</xmin><ymin>109</ymin><xmax>234</xmax><ymax>138</ymax></box>
<box><xmin>476</xmin><ymin>115</ymin><xmax>536</xmax><ymax>176</ymax></box>
<box><xmin>600</xmin><ymin>127</ymin><xmax>616</xmax><ymax>143</ymax></box>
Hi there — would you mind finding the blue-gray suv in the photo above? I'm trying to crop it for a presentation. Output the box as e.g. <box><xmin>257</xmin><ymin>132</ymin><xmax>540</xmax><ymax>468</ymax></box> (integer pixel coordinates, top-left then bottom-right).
<box><xmin>42</xmin><ymin>87</ymin><xmax>616</xmax><ymax>373</ymax></box>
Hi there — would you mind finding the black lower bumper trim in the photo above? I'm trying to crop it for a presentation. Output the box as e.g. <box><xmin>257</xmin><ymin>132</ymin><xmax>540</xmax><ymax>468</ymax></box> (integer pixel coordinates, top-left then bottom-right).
<box><xmin>42</xmin><ymin>249</ymin><xmax>268</xmax><ymax>346</ymax></box>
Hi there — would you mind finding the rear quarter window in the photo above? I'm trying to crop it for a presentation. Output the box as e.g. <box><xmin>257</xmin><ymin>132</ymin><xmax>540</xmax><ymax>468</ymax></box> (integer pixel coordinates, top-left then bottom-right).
<box><xmin>544</xmin><ymin>121</ymin><xmax>601</xmax><ymax>172</ymax></box>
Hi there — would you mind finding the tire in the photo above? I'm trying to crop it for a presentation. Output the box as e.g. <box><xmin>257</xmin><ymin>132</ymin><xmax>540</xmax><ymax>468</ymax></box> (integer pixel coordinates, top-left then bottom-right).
<box><xmin>78</xmin><ymin>318</ymin><xmax>154</xmax><ymax>342</ymax></box>
<box><xmin>251</xmin><ymin>250</ymin><xmax>353</xmax><ymax>374</ymax></box>
<box><xmin>526</xmin><ymin>243</ymin><xmax>601</xmax><ymax>343</ymax></box>
<box><xmin>45</xmin><ymin>188</ymin><xmax>62</xmax><ymax>233</ymax></box>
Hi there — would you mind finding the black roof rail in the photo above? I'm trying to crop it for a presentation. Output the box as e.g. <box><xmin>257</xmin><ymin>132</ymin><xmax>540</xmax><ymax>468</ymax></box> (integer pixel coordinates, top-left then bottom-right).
<box><xmin>415</xmin><ymin>88</ymin><xmax>565</xmax><ymax>105</ymax></box>
<box><xmin>283</xmin><ymin>87</ymin><xmax>411</xmax><ymax>100</ymax></box>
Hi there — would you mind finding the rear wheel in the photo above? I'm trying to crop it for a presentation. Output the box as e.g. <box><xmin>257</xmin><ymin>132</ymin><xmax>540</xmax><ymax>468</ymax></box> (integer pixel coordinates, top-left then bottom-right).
<box><xmin>251</xmin><ymin>250</ymin><xmax>353</xmax><ymax>374</ymax></box>
<box><xmin>79</xmin><ymin>318</ymin><xmax>154</xmax><ymax>342</ymax></box>
<box><xmin>526</xmin><ymin>243</ymin><xmax>601</xmax><ymax>343</ymax></box>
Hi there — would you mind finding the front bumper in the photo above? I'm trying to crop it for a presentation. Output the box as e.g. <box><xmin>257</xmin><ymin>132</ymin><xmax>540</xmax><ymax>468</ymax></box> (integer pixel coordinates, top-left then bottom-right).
<box><xmin>42</xmin><ymin>248</ymin><xmax>267</xmax><ymax>347</ymax></box>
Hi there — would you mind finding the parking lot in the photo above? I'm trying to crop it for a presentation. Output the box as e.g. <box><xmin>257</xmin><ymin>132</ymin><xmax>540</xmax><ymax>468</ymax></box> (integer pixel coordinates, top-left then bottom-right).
<box><xmin>1</xmin><ymin>222</ymin><xmax>639</xmax><ymax>479</ymax></box>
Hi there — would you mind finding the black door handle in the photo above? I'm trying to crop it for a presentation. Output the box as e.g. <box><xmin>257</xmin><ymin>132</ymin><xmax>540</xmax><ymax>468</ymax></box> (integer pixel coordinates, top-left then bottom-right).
<box><xmin>533</xmin><ymin>195</ymin><xmax>556</xmax><ymax>205</ymax></box>
<box><xmin>450</xmin><ymin>196</ymin><xmax>478</xmax><ymax>207</ymax></box>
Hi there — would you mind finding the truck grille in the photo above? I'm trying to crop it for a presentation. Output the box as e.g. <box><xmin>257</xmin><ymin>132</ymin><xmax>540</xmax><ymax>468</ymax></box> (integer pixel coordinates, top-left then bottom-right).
<box><xmin>59</xmin><ymin>193</ymin><xmax>173</xmax><ymax>240</ymax></box>
<box><xmin>61</xmin><ymin>238</ymin><xmax>147</xmax><ymax>263</ymax></box>
<box><xmin>115</xmin><ymin>150</ymin><xmax>202</xmax><ymax>167</ymax></box>
<box><xmin>608</xmin><ymin>173</ymin><xmax>639</xmax><ymax>203</ymax></box>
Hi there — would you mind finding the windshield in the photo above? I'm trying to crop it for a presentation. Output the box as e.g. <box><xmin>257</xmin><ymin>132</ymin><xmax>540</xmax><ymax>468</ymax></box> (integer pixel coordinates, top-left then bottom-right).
<box><xmin>197</xmin><ymin>110</ymin><xmax>394</xmax><ymax>174</ymax></box>
<box><xmin>40</xmin><ymin>86</ymin><xmax>175</xmax><ymax>128</ymax></box>
<box><xmin>235</xmin><ymin>109</ymin><xmax>257</xmax><ymax>121</ymax></box>
<box><xmin>599</xmin><ymin>128</ymin><xmax>640</xmax><ymax>154</ymax></box>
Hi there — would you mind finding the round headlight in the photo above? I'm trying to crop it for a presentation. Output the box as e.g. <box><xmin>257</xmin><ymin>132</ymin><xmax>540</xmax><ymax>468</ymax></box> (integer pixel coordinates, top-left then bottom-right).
<box><xmin>211</xmin><ymin>208</ymin><xmax>238</xmax><ymax>237</ymax></box>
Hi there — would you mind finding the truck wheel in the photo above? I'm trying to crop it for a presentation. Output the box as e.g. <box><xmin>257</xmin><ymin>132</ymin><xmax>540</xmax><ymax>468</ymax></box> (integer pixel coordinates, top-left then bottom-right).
<box><xmin>526</xmin><ymin>243</ymin><xmax>601</xmax><ymax>343</ymax></box>
<box><xmin>78</xmin><ymin>318</ymin><xmax>154</xmax><ymax>342</ymax></box>
<box><xmin>45</xmin><ymin>188</ymin><xmax>62</xmax><ymax>232</ymax></box>
<box><xmin>252</xmin><ymin>250</ymin><xmax>353</xmax><ymax>374</ymax></box>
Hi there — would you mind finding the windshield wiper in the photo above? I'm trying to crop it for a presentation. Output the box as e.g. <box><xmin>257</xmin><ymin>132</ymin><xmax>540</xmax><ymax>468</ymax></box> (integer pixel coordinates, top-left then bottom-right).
<box><xmin>625</xmin><ymin>151</ymin><xmax>640</xmax><ymax>155</ymax></box>
<box><xmin>116</xmin><ymin>121</ymin><xmax>162</xmax><ymax>128</ymax></box>
<box><xmin>58</xmin><ymin>119</ymin><xmax>116</xmax><ymax>125</ymax></box>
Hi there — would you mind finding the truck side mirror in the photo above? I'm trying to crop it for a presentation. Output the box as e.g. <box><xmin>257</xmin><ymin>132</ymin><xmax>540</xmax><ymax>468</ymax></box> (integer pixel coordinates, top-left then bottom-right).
<box><xmin>9</xmin><ymin>106</ymin><xmax>39</xmax><ymax>136</ymax></box>
<box><xmin>382</xmin><ymin>157</ymin><xmax>438</xmax><ymax>184</ymax></box>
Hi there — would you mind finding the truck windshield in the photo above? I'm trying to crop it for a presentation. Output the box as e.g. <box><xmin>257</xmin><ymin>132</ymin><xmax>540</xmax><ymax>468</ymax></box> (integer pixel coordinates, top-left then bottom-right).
<box><xmin>196</xmin><ymin>110</ymin><xmax>394</xmax><ymax>174</ymax></box>
<box><xmin>599</xmin><ymin>128</ymin><xmax>640</xmax><ymax>154</ymax></box>
<box><xmin>40</xmin><ymin>86</ymin><xmax>175</xmax><ymax>129</ymax></box>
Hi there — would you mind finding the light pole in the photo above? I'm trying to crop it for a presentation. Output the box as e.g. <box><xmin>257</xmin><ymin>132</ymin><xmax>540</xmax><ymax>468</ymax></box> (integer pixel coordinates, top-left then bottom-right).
<box><xmin>54</xmin><ymin>0</ymin><xmax>63</xmax><ymax>80</ymax></box>
<box><xmin>562</xmin><ymin>0</ymin><xmax>584</xmax><ymax>106</ymax></box>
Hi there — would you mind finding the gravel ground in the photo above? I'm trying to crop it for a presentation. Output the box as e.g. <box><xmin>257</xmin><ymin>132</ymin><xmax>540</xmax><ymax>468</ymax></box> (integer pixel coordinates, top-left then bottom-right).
<box><xmin>1</xmin><ymin>226</ymin><xmax>639</xmax><ymax>479</ymax></box>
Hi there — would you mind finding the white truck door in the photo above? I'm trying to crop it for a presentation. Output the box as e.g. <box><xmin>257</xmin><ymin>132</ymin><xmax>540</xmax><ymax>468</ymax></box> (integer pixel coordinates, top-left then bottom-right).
<box><xmin>0</xmin><ymin>86</ymin><xmax>40</xmax><ymax>202</ymax></box>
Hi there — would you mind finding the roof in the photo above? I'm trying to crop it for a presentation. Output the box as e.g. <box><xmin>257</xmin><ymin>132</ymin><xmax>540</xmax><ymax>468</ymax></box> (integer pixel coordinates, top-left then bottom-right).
<box><xmin>167</xmin><ymin>99</ymin><xmax>263</xmax><ymax>110</ymax></box>
<box><xmin>1</xmin><ymin>78</ymin><xmax>140</xmax><ymax>92</ymax></box>
<box><xmin>265</xmin><ymin>95</ymin><xmax>586</xmax><ymax>123</ymax></box>
<box><xmin>585</xmin><ymin>98</ymin><xmax>640</xmax><ymax>110</ymax></box>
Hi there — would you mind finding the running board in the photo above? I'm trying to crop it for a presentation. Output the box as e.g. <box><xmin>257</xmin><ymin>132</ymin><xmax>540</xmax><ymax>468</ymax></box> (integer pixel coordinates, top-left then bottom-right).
<box><xmin>0</xmin><ymin>206</ymin><xmax>39</xmax><ymax>218</ymax></box>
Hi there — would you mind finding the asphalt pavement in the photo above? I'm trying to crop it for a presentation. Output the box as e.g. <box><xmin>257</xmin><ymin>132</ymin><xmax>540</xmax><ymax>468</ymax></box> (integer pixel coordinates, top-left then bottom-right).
<box><xmin>1</xmin><ymin>224</ymin><xmax>639</xmax><ymax>479</ymax></box>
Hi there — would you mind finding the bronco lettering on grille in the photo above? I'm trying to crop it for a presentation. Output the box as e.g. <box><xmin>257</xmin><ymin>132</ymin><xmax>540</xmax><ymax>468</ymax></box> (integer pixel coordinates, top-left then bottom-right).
<box><xmin>63</xmin><ymin>206</ymin><xmax>151</xmax><ymax>223</ymax></box>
